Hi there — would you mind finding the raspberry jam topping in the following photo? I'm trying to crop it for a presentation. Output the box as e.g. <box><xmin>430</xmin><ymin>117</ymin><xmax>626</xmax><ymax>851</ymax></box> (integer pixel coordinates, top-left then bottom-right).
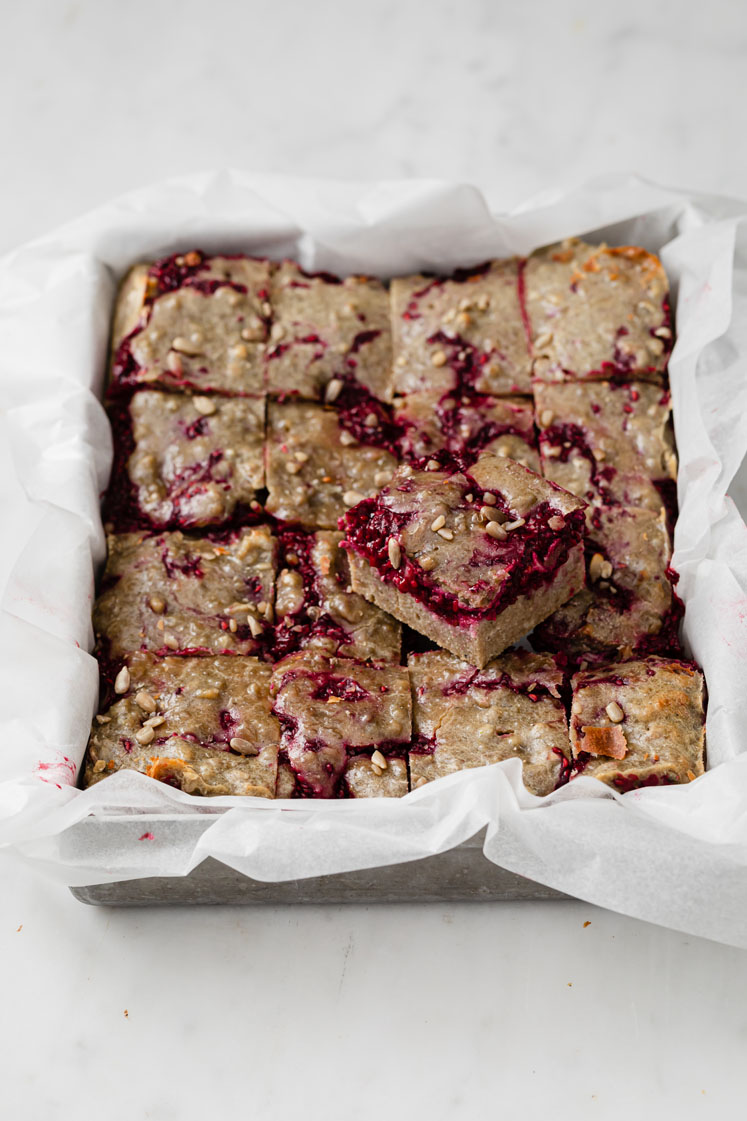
<box><xmin>101</xmin><ymin>400</ymin><xmax>146</xmax><ymax>532</ymax></box>
<box><xmin>146</xmin><ymin>250</ymin><xmax>251</xmax><ymax>300</ymax></box>
<box><xmin>147</xmin><ymin>250</ymin><xmax>211</xmax><ymax>296</ymax></box>
<box><xmin>398</xmin><ymin>391</ymin><xmax>536</xmax><ymax>472</ymax></box>
<box><xmin>440</xmin><ymin>669</ymin><xmax>559</xmax><ymax>701</ymax></box>
<box><xmin>161</xmin><ymin>548</ymin><xmax>205</xmax><ymax>580</ymax></box>
<box><xmin>541</xmin><ymin>421</ymin><xmax>617</xmax><ymax>506</ymax></box>
<box><xmin>101</xmin><ymin>397</ymin><xmax>263</xmax><ymax>534</ymax></box>
<box><xmin>278</xmin><ymin>741</ymin><xmax>409</xmax><ymax>799</ymax></box>
<box><xmin>273</xmin><ymin>530</ymin><xmax>354</xmax><ymax>659</ymax></box>
<box><xmin>341</xmin><ymin>475</ymin><xmax>585</xmax><ymax>626</ymax></box>
<box><xmin>310</xmin><ymin>675</ymin><xmax>371</xmax><ymax>703</ymax></box>
<box><xmin>334</xmin><ymin>380</ymin><xmax>401</xmax><ymax>452</ymax></box>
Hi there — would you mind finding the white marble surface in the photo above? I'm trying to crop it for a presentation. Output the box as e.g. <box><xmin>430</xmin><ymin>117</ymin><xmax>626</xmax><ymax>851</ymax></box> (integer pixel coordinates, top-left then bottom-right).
<box><xmin>2</xmin><ymin>1</ymin><xmax>747</xmax><ymax>1117</ymax></box>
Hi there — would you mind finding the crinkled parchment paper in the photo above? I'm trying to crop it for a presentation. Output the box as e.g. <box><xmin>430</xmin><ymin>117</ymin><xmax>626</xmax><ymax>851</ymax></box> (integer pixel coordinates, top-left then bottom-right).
<box><xmin>1</xmin><ymin>171</ymin><xmax>746</xmax><ymax>945</ymax></box>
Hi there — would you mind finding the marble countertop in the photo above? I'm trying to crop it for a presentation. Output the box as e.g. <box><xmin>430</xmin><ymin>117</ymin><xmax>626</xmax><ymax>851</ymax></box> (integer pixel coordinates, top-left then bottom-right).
<box><xmin>2</xmin><ymin>1</ymin><xmax>747</xmax><ymax>1118</ymax></box>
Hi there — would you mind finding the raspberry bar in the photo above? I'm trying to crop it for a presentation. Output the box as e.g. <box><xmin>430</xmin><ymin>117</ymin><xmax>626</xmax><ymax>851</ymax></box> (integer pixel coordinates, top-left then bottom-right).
<box><xmin>525</xmin><ymin>240</ymin><xmax>672</xmax><ymax>383</ymax></box>
<box><xmin>390</xmin><ymin>260</ymin><xmax>532</xmax><ymax>397</ymax></box>
<box><xmin>110</xmin><ymin>252</ymin><xmax>270</xmax><ymax>396</ymax></box>
<box><xmin>265</xmin><ymin>399</ymin><xmax>398</xmax><ymax>530</ymax></box>
<box><xmin>395</xmin><ymin>391</ymin><xmax>539</xmax><ymax>473</ymax></box>
<box><xmin>535</xmin><ymin>380</ymin><xmax>677</xmax><ymax>516</ymax></box>
<box><xmin>533</xmin><ymin>506</ymin><xmax>681</xmax><ymax>665</ymax></box>
<box><xmin>273</xmin><ymin>529</ymin><xmax>401</xmax><ymax>662</ymax></box>
<box><xmin>82</xmin><ymin>654</ymin><xmax>280</xmax><ymax>797</ymax></box>
<box><xmin>569</xmin><ymin>656</ymin><xmax>705</xmax><ymax>790</ymax></box>
<box><xmin>124</xmin><ymin>390</ymin><xmax>265</xmax><ymax>529</ymax></box>
<box><xmin>270</xmin><ymin>650</ymin><xmax>411</xmax><ymax>797</ymax></box>
<box><xmin>341</xmin><ymin>453</ymin><xmax>586</xmax><ymax>668</ymax></box>
<box><xmin>409</xmin><ymin>649</ymin><xmax>569</xmax><ymax>795</ymax></box>
<box><xmin>265</xmin><ymin>260</ymin><xmax>393</xmax><ymax>402</ymax></box>
<box><xmin>93</xmin><ymin>527</ymin><xmax>275</xmax><ymax>662</ymax></box>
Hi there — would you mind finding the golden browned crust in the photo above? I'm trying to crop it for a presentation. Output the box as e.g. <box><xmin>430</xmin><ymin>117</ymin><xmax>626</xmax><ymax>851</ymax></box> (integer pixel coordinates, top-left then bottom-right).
<box><xmin>570</xmin><ymin>657</ymin><xmax>705</xmax><ymax>788</ymax></box>
<box><xmin>525</xmin><ymin>239</ymin><xmax>671</xmax><ymax>383</ymax></box>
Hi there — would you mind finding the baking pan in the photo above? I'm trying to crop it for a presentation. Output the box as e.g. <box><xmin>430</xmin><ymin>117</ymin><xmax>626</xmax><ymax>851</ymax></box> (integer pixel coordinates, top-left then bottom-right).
<box><xmin>67</xmin><ymin>820</ymin><xmax>567</xmax><ymax>905</ymax></box>
<box><xmin>6</xmin><ymin>173</ymin><xmax>743</xmax><ymax>943</ymax></box>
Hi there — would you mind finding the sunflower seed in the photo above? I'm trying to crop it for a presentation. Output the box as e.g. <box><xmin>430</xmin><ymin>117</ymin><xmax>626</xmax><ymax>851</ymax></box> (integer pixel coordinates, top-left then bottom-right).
<box><xmin>114</xmin><ymin>666</ymin><xmax>130</xmax><ymax>694</ymax></box>
<box><xmin>388</xmin><ymin>539</ymin><xmax>402</xmax><ymax>569</ymax></box>
<box><xmin>192</xmin><ymin>396</ymin><xmax>216</xmax><ymax>416</ymax></box>
<box><xmin>135</xmin><ymin>691</ymin><xmax>157</xmax><ymax>713</ymax></box>
<box><xmin>325</xmin><ymin>378</ymin><xmax>343</xmax><ymax>403</ymax></box>
<box><xmin>606</xmin><ymin>701</ymin><xmax>624</xmax><ymax>723</ymax></box>
<box><xmin>485</xmin><ymin>521</ymin><xmax>507</xmax><ymax>540</ymax></box>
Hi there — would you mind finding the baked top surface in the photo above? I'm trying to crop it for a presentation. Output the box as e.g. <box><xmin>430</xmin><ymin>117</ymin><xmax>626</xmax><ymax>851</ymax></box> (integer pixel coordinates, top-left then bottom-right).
<box><xmin>84</xmin><ymin>242</ymin><xmax>703</xmax><ymax>800</ymax></box>
<box><xmin>270</xmin><ymin>650</ymin><xmax>412</xmax><ymax>797</ymax></box>
<box><xmin>273</xmin><ymin>529</ymin><xmax>401</xmax><ymax>663</ymax></box>
<box><xmin>93</xmin><ymin>528</ymin><xmax>276</xmax><ymax>660</ymax></box>
<box><xmin>390</xmin><ymin>259</ymin><xmax>533</xmax><ymax>396</ymax></box>
<box><xmin>534</xmin><ymin>379</ymin><xmax>676</xmax><ymax>513</ymax></box>
<box><xmin>83</xmin><ymin>653</ymin><xmax>279</xmax><ymax>797</ymax></box>
<box><xmin>569</xmin><ymin>656</ymin><xmax>705</xmax><ymax>789</ymax></box>
<box><xmin>525</xmin><ymin>239</ymin><xmax>672</xmax><ymax>383</ymax></box>
<box><xmin>265</xmin><ymin>260</ymin><xmax>393</xmax><ymax>402</ymax></box>
<box><xmin>127</xmin><ymin>390</ymin><xmax>265</xmax><ymax>528</ymax></box>
<box><xmin>394</xmin><ymin>391</ymin><xmax>539</xmax><ymax>473</ymax></box>
<box><xmin>408</xmin><ymin>648</ymin><xmax>568</xmax><ymax>795</ymax></box>
<box><xmin>533</xmin><ymin>505</ymin><xmax>680</xmax><ymax>663</ymax></box>
<box><xmin>341</xmin><ymin>453</ymin><xmax>586</xmax><ymax>619</ymax></box>
<box><xmin>111</xmin><ymin>253</ymin><xmax>270</xmax><ymax>396</ymax></box>
<box><xmin>265</xmin><ymin>398</ymin><xmax>398</xmax><ymax>530</ymax></box>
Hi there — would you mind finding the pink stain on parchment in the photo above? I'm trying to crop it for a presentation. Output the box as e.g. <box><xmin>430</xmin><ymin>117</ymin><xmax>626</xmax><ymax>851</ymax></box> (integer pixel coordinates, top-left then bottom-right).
<box><xmin>138</xmin><ymin>832</ymin><xmax>155</xmax><ymax>841</ymax></box>
<box><xmin>35</xmin><ymin>755</ymin><xmax>77</xmax><ymax>789</ymax></box>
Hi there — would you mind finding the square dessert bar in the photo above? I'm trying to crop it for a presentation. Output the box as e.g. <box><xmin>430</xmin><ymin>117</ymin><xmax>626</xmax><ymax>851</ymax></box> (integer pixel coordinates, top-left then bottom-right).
<box><xmin>265</xmin><ymin>260</ymin><xmax>393</xmax><ymax>402</ymax></box>
<box><xmin>341</xmin><ymin>452</ymin><xmax>587</xmax><ymax>668</ymax></box>
<box><xmin>409</xmin><ymin>649</ymin><xmax>569</xmax><ymax>796</ymax></box>
<box><xmin>390</xmin><ymin>259</ymin><xmax>532</xmax><ymax>397</ymax></box>
<box><xmin>82</xmin><ymin>654</ymin><xmax>279</xmax><ymax>797</ymax></box>
<box><xmin>93</xmin><ymin>527</ymin><xmax>276</xmax><ymax>663</ymax></box>
<box><xmin>394</xmin><ymin>391</ymin><xmax>539</xmax><ymax>473</ymax></box>
<box><xmin>109</xmin><ymin>252</ymin><xmax>270</xmax><ymax>396</ymax></box>
<box><xmin>273</xmin><ymin>529</ymin><xmax>401</xmax><ymax>662</ymax></box>
<box><xmin>534</xmin><ymin>380</ymin><xmax>677</xmax><ymax>516</ymax></box>
<box><xmin>270</xmin><ymin>650</ymin><xmax>411</xmax><ymax>798</ymax></box>
<box><xmin>265</xmin><ymin>399</ymin><xmax>398</xmax><ymax>530</ymax></box>
<box><xmin>525</xmin><ymin>240</ymin><xmax>672</xmax><ymax>383</ymax></box>
<box><xmin>123</xmin><ymin>390</ymin><xmax>265</xmax><ymax>529</ymax></box>
<box><xmin>533</xmin><ymin>506</ymin><xmax>681</xmax><ymax>666</ymax></box>
<box><xmin>569</xmin><ymin>656</ymin><xmax>705</xmax><ymax>790</ymax></box>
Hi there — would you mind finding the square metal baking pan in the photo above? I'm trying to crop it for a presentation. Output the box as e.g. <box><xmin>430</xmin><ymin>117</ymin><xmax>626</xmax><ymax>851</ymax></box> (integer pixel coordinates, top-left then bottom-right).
<box><xmin>66</xmin><ymin>819</ymin><xmax>567</xmax><ymax>905</ymax></box>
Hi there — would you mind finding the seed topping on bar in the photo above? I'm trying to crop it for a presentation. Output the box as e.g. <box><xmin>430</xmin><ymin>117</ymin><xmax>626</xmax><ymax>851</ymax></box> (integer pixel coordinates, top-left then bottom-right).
<box><xmin>341</xmin><ymin>456</ymin><xmax>586</xmax><ymax>624</ymax></box>
<box><xmin>110</xmin><ymin>252</ymin><xmax>270</xmax><ymax>396</ymax></box>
